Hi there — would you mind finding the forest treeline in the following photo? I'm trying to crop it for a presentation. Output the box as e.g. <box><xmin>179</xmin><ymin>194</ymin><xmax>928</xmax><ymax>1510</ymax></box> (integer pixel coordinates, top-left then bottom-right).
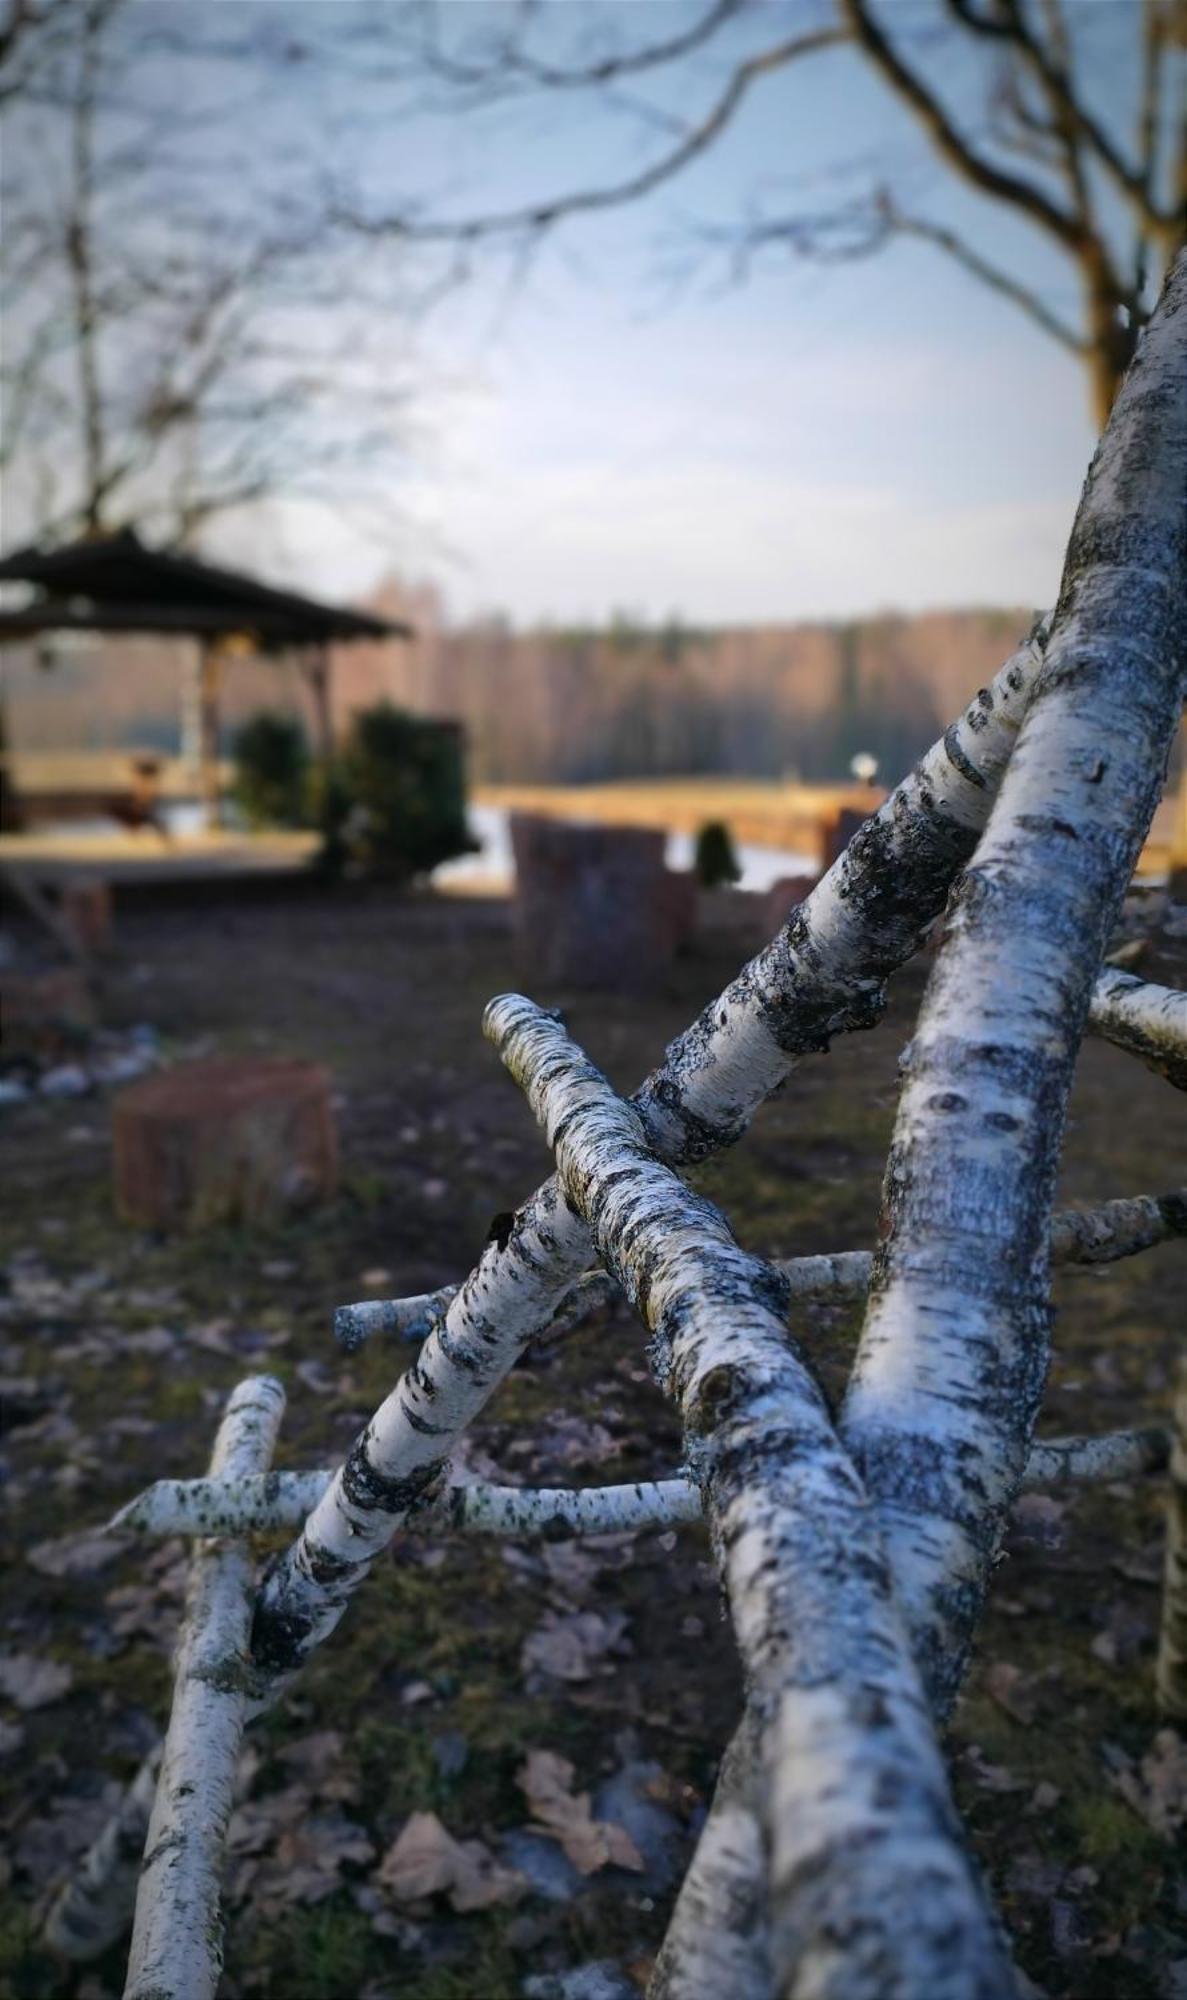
<box><xmin>6</xmin><ymin>592</ymin><xmax>1035</xmax><ymax>786</ymax></box>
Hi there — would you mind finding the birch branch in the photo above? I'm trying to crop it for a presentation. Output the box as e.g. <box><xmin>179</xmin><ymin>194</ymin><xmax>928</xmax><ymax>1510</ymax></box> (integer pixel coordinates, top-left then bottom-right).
<box><xmin>1088</xmin><ymin>967</ymin><xmax>1187</xmax><ymax>1090</ymax></box>
<box><xmin>111</xmin><ymin>1472</ymin><xmax>702</xmax><ymax>1539</ymax></box>
<box><xmin>110</xmin><ymin>1425</ymin><xmax>1172</xmax><ymax>1542</ymax></box>
<box><xmin>46</xmin><ymin>1749</ymin><xmax>161</xmax><ymax>1963</ymax></box>
<box><xmin>334</xmin><ymin>1267</ymin><xmax>617</xmax><ymax>1352</ymax></box>
<box><xmin>650</xmin><ymin>1713</ymin><xmax>769</xmax><ymax>2000</ymax></box>
<box><xmin>249</xmin><ymin>621</ymin><xmax>1049</xmax><ymax>1689</ymax></box>
<box><xmin>841</xmin><ymin>247</ymin><xmax>1187</xmax><ymax>1718</ymax></box>
<box><xmin>1156</xmin><ymin>1355</ymin><xmax>1187</xmax><ymax>1720</ymax></box>
<box><xmin>124</xmin><ymin>1375</ymin><xmax>285</xmax><ymax>2000</ymax></box>
<box><xmin>487</xmin><ymin>994</ymin><xmax>1012</xmax><ymax>2000</ymax></box>
<box><xmin>337</xmin><ymin>1184</ymin><xmax>1185</xmax><ymax>1351</ymax></box>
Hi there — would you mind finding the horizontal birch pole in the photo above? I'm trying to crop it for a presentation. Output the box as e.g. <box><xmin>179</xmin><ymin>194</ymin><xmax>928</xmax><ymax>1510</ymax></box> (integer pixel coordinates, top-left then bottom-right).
<box><xmin>841</xmin><ymin>247</ymin><xmax>1187</xmax><ymax>1719</ymax></box>
<box><xmin>334</xmin><ymin>1267</ymin><xmax>617</xmax><ymax>1351</ymax></box>
<box><xmin>336</xmin><ymin>1184</ymin><xmax>1186</xmax><ymax>1349</ymax></box>
<box><xmin>110</xmin><ymin>1425</ymin><xmax>1172</xmax><ymax>1542</ymax></box>
<box><xmin>124</xmin><ymin>1376</ymin><xmax>285</xmax><ymax>2000</ymax></box>
<box><xmin>112</xmin><ymin>1472</ymin><xmax>702</xmax><ymax>1539</ymax></box>
<box><xmin>249</xmin><ymin>621</ymin><xmax>1054</xmax><ymax>1691</ymax></box>
<box><xmin>487</xmin><ymin>994</ymin><xmax>1013</xmax><ymax>2000</ymax></box>
<box><xmin>1088</xmin><ymin>967</ymin><xmax>1187</xmax><ymax>1091</ymax></box>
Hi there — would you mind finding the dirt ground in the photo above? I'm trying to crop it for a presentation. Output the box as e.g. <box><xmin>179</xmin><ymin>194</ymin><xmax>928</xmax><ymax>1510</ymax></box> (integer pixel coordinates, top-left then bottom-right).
<box><xmin>1</xmin><ymin>881</ymin><xmax>1184</xmax><ymax>2000</ymax></box>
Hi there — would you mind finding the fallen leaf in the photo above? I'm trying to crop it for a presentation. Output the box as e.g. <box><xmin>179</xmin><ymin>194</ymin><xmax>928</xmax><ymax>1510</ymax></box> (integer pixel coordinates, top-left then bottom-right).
<box><xmin>378</xmin><ymin>1810</ymin><xmax>525</xmax><ymax>1912</ymax></box>
<box><xmin>985</xmin><ymin>1661</ymin><xmax>1038</xmax><ymax>1726</ymax></box>
<box><xmin>962</xmin><ymin>1745</ymin><xmax>1028</xmax><ymax>1794</ymax></box>
<box><xmin>0</xmin><ymin>1652</ymin><xmax>74</xmax><ymax>1710</ymax></box>
<box><xmin>522</xmin><ymin>1611</ymin><xmax>630</xmax><ymax>1684</ymax></box>
<box><xmin>1009</xmin><ymin>1494</ymin><xmax>1067</xmax><ymax>1550</ymax></box>
<box><xmin>542</xmin><ymin>1543</ymin><xmax>601</xmax><ymax>1605</ymax></box>
<box><xmin>1113</xmin><ymin>1730</ymin><xmax>1187</xmax><ymax>1839</ymax></box>
<box><xmin>227</xmin><ymin>1788</ymin><xmax>374</xmax><ymax>1915</ymax></box>
<box><xmin>518</xmin><ymin>1750</ymin><xmax>644</xmax><ymax>1876</ymax></box>
<box><xmin>276</xmin><ymin>1730</ymin><xmax>359</xmax><ymax>1804</ymax></box>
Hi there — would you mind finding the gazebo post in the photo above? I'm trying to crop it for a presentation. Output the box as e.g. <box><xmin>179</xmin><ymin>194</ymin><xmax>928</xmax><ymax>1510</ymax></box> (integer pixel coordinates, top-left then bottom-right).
<box><xmin>307</xmin><ymin>642</ymin><xmax>334</xmax><ymax>769</ymax></box>
<box><xmin>198</xmin><ymin>640</ymin><xmax>223</xmax><ymax>832</ymax></box>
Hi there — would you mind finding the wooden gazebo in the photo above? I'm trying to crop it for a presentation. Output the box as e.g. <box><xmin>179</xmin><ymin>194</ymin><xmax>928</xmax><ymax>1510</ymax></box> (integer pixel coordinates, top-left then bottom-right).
<box><xmin>0</xmin><ymin>529</ymin><xmax>411</xmax><ymax>821</ymax></box>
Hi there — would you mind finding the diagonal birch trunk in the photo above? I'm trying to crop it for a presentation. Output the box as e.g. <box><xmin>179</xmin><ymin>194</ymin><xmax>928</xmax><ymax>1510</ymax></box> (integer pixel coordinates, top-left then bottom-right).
<box><xmin>485</xmin><ymin>993</ymin><xmax>1013</xmax><ymax>2000</ymax></box>
<box><xmin>249</xmin><ymin>621</ymin><xmax>1054</xmax><ymax>1687</ymax></box>
<box><xmin>841</xmin><ymin>247</ymin><xmax>1187</xmax><ymax>1717</ymax></box>
<box><xmin>124</xmin><ymin>1376</ymin><xmax>285</xmax><ymax>2000</ymax></box>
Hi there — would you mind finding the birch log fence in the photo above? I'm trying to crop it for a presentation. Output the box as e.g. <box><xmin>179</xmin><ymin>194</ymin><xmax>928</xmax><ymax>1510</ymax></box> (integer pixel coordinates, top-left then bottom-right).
<box><xmin>56</xmin><ymin>249</ymin><xmax>1186</xmax><ymax>1998</ymax></box>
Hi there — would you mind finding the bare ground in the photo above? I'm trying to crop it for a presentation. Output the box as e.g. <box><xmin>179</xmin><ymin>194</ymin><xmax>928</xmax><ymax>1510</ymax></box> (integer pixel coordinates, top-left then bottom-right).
<box><xmin>0</xmin><ymin>881</ymin><xmax>1184</xmax><ymax>2000</ymax></box>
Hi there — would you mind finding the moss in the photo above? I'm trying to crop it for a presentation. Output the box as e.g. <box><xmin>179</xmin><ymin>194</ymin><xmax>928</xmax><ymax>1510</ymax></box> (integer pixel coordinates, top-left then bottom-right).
<box><xmin>232</xmin><ymin>1898</ymin><xmax>381</xmax><ymax>1998</ymax></box>
<box><xmin>1071</xmin><ymin>1793</ymin><xmax>1164</xmax><ymax>1870</ymax></box>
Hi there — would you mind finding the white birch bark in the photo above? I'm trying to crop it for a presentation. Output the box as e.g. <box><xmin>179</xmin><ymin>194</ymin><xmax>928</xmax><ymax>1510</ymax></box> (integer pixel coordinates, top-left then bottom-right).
<box><xmin>487</xmin><ymin>994</ymin><xmax>1012</xmax><ymax>2000</ymax></box>
<box><xmin>1156</xmin><ymin>1354</ymin><xmax>1187</xmax><ymax>1720</ymax></box>
<box><xmin>111</xmin><ymin>1423</ymin><xmax>1171</xmax><ymax>1543</ymax></box>
<box><xmin>112</xmin><ymin>1472</ymin><xmax>701</xmax><ymax>1539</ymax></box>
<box><xmin>124</xmin><ymin>1376</ymin><xmax>285</xmax><ymax>2000</ymax></box>
<box><xmin>46</xmin><ymin>1749</ymin><xmax>162</xmax><ymax>1962</ymax></box>
<box><xmin>1024</xmin><ymin>1426</ymin><xmax>1170</xmax><ymax>1488</ymax></box>
<box><xmin>250</xmin><ymin>626</ymin><xmax>1052</xmax><ymax>1687</ymax></box>
<box><xmin>1046</xmin><ymin>1187</ymin><xmax>1187</xmax><ymax>1265</ymax></box>
<box><xmin>841</xmin><ymin>248</ymin><xmax>1187</xmax><ymax>1717</ymax></box>
<box><xmin>649</xmin><ymin>1716</ymin><xmax>770</xmax><ymax>2000</ymax></box>
<box><xmin>334</xmin><ymin>1268</ymin><xmax>617</xmax><ymax>1351</ymax></box>
<box><xmin>1087</xmin><ymin>967</ymin><xmax>1187</xmax><ymax>1090</ymax></box>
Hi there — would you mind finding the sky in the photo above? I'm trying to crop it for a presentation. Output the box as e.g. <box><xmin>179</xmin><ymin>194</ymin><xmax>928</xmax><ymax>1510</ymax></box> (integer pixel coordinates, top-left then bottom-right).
<box><xmin>13</xmin><ymin>0</ymin><xmax>1158</xmax><ymax>628</ymax></box>
<box><xmin>204</xmin><ymin>0</ymin><xmax>1128</xmax><ymax>628</ymax></box>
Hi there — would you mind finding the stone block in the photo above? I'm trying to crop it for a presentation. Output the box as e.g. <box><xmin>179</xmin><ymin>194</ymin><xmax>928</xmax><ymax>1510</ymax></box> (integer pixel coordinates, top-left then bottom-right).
<box><xmin>659</xmin><ymin>870</ymin><xmax>698</xmax><ymax>954</ymax></box>
<box><xmin>510</xmin><ymin>815</ymin><xmax>676</xmax><ymax>991</ymax></box>
<box><xmin>113</xmin><ymin>1057</ymin><xmax>336</xmax><ymax>1230</ymax></box>
<box><xmin>762</xmin><ymin>873</ymin><xmax>819</xmax><ymax>937</ymax></box>
<box><xmin>819</xmin><ymin>806</ymin><xmax>869</xmax><ymax>874</ymax></box>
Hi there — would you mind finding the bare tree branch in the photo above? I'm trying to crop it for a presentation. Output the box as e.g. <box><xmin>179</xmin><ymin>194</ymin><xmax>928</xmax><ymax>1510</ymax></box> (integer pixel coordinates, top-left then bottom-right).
<box><xmin>334</xmin><ymin>25</ymin><xmax>846</xmax><ymax>244</ymax></box>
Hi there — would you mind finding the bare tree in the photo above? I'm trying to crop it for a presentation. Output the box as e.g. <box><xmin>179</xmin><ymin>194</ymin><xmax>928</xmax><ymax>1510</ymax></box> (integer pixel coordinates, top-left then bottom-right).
<box><xmin>332</xmin><ymin>0</ymin><xmax>1187</xmax><ymax>429</ymax></box>
<box><xmin>0</xmin><ymin>0</ymin><xmax>422</xmax><ymax>550</ymax></box>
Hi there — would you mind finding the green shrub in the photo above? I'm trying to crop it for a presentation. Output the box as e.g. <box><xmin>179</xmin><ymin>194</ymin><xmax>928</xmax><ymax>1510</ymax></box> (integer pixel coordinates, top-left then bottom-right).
<box><xmin>329</xmin><ymin>703</ymin><xmax>475</xmax><ymax>878</ymax></box>
<box><xmin>694</xmin><ymin>818</ymin><xmax>741</xmax><ymax>889</ymax></box>
<box><xmin>232</xmin><ymin>711</ymin><xmax>310</xmax><ymax>828</ymax></box>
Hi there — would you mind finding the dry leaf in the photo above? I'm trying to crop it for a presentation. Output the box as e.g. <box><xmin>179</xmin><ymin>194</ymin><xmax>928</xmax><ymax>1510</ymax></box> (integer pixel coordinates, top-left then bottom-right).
<box><xmin>0</xmin><ymin>1652</ymin><xmax>74</xmax><ymax>1710</ymax></box>
<box><xmin>1009</xmin><ymin>1493</ymin><xmax>1067</xmax><ymax>1549</ymax></box>
<box><xmin>518</xmin><ymin>1750</ymin><xmax>644</xmax><ymax>1876</ymax></box>
<box><xmin>378</xmin><ymin>1810</ymin><xmax>525</xmax><ymax>1912</ymax></box>
<box><xmin>985</xmin><ymin>1661</ymin><xmax>1038</xmax><ymax>1726</ymax></box>
<box><xmin>522</xmin><ymin>1610</ymin><xmax>630</xmax><ymax>1683</ymax></box>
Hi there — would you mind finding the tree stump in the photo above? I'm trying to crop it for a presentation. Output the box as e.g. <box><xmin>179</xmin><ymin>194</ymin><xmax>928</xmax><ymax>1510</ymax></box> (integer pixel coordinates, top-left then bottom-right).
<box><xmin>113</xmin><ymin>1058</ymin><xmax>337</xmax><ymax>1230</ymax></box>
<box><xmin>510</xmin><ymin>814</ymin><xmax>677</xmax><ymax>991</ymax></box>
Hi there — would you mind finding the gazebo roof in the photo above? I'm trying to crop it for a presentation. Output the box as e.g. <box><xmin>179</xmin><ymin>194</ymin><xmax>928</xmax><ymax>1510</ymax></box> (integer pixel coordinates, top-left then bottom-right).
<box><xmin>0</xmin><ymin>529</ymin><xmax>411</xmax><ymax>649</ymax></box>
